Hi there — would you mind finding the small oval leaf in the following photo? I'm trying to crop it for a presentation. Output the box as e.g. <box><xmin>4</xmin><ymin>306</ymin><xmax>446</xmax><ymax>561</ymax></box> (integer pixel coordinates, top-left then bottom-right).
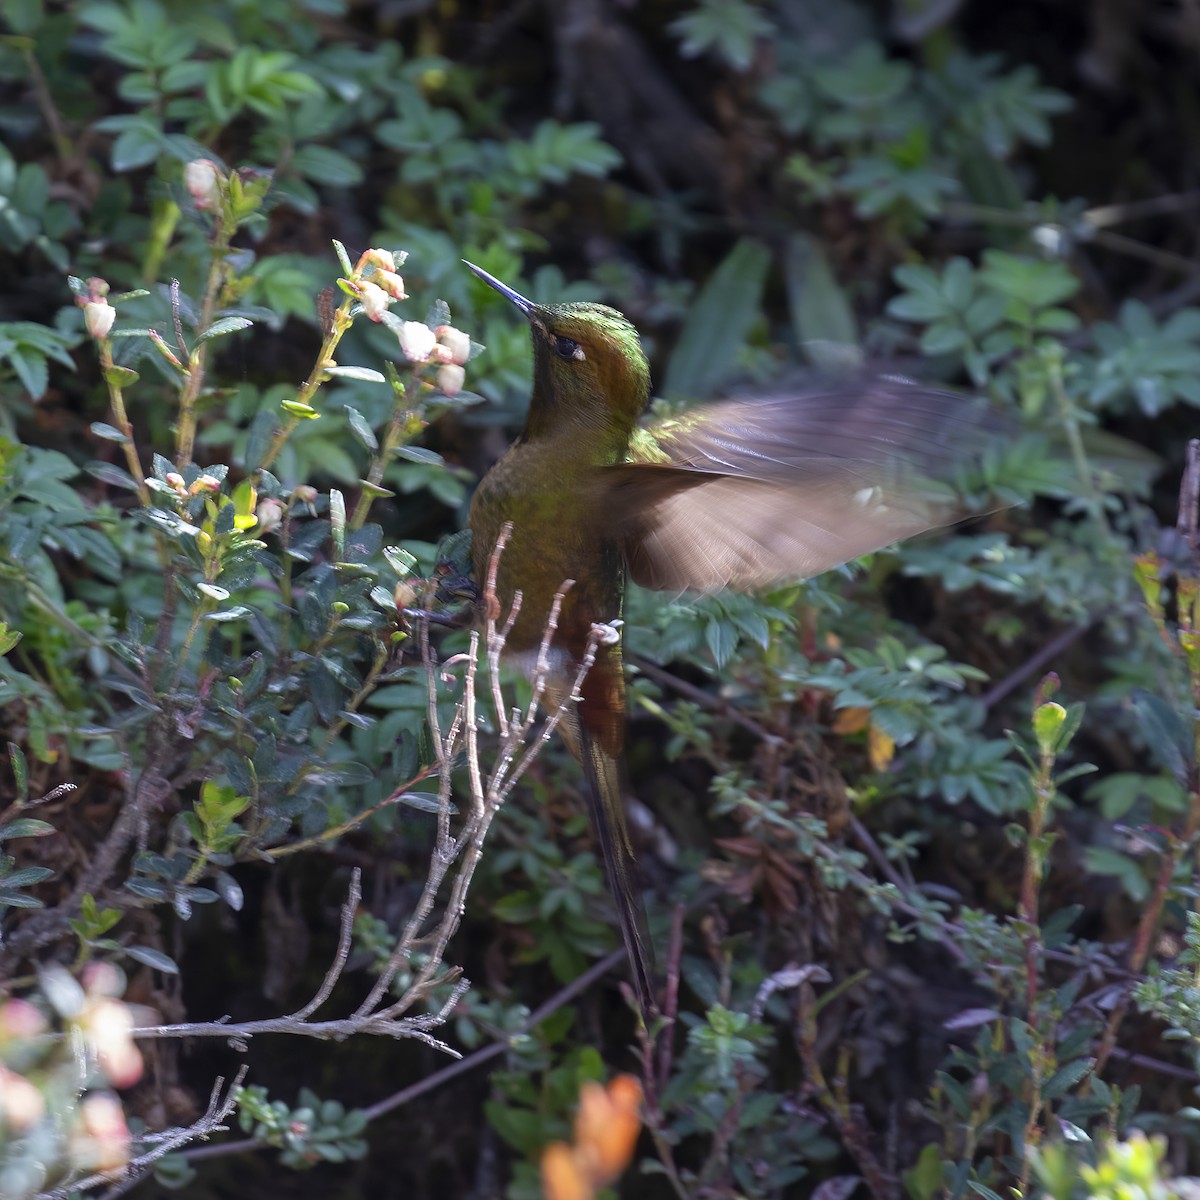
<box><xmin>125</xmin><ymin>944</ymin><xmax>180</xmax><ymax>974</ymax></box>
<box><xmin>197</xmin><ymin>316</ymin><xmax>253</xmax><ymax>343</ymax></box>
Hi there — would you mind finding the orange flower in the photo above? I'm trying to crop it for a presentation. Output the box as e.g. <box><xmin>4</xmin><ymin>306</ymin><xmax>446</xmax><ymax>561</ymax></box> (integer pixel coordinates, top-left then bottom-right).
<box><xmin>541</xmin><ymin>1076</ymin><xmax>643</xmax><ymax>1200</ymax></box>
<box><xmin>542</xmin><ymin>1142</ymin><xmax>589</xmax><ymax>1200</ymax></box>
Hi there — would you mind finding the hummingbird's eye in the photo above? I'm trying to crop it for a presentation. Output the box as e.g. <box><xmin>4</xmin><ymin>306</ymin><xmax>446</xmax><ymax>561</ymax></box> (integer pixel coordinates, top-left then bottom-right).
<box><xmin>554</xmin><ymin>336</ymin><xmax>585</xmax><ymax>362</ymax></box>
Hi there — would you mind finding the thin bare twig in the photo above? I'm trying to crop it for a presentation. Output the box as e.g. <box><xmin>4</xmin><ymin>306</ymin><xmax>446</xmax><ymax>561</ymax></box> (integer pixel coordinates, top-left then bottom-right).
<box><xmin>178</xmin><ymin>948</ymin><xmax>628</xmax><ymax>1170</ymax></box>
<box><xmin>121</xmin><ymin>872</ymin><xmax>460</xmax><ymax>1056</ymax></box>
<box><xmin>38</xmin><ymin>1066</ymin><xmax>249</xmax><ymax>1200</ymax></box>
<box><xmin>291</xmin><ymin>868</ymin><xmax>361</xmax><ymax>1020</ymax></box>
<box><xmin>357</xmin><ymin>526</ymin><xmax>602</xmax><ymax>1024</ymax></box>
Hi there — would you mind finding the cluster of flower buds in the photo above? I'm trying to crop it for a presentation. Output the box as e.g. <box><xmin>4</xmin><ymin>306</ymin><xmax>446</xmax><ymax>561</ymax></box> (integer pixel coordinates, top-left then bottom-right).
<box><xmin>0</xmin><ymin>999</ymin><xmax>48</xmax><ymax>1131</ymax></box>
<box><xmin>343</xmin><ymin>247</ymin><xmax>472</xmax><ymax>397</ymax></box>
<box><xmin>395</xmin><ymin>320</ymin><xmax>471</xmax><ymax>397</ymax></box>
<box><xmin>72</xmin><ymin>1092</ymin><xmax>132</xmax><ymax>1174</ymax></box>
<box><xmin>161</xmin><ymin>472</ymin><xmax>222</xmax><ymax>498</ymax></box>
<box><xmin>76</xmin><ymin>963</ymin><xmax>144</xmax><ymax>1090</ymax></box>
<box><xmin>255</xmin><ymin>486</ymin><xmax>322</xmax><ymax>536</ymax></box>
<box><xmin>0</xmin><ymin>965</ymin><xmax>147</xmax><ymax>1180</ymax></box>
<box><xmin>541</xmin><ymin>1076</ymin><xmax>643</xmax><ymax>1200</ymax></box>
<box><xmin>77</xmin><ymin>277</ymin><xmax>115</xmax><ymax>340</ymax></box>
<box><xmin>353</xmin><ymin>248</ymin><xmax>408</xmax><ymax>323</ymax></box>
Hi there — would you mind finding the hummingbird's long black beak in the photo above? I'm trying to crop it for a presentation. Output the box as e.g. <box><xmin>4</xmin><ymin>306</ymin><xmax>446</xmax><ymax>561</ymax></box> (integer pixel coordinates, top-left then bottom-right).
<box><xmin>463</xmin><ymin>260</ymin><xmax>536</xmax><ymax>317</ymax></box>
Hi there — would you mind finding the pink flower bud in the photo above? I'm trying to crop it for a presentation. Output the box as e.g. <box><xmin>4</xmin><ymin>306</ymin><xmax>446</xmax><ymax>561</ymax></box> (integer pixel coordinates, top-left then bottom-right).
<box><xmin>396</xmin><ymin>321</ymin><xmax>437</xmax><ymax>363</ymax></box>
<box><xmin>184</xmin><ymin>159</ymin><xmax>223</xmax><ymax>210</ymax></box>
<box><xmin>0</xmin><ymin>998</ymin><xmax>47</xmax><ymax>1039</ymax></box>
<box><xmin>374</xmin><ymin>269</ymin><xmax>407</xmax><ymax>300</ymax></box>
<box><xmin>437</xmin><ymin>363</ymin><xmax>466</xmax><ymax>397</ymax></box>
<box><xmin>292</xmin><ymin>485</ymin><xmax>318</xmax><ymax>505</ymax></box>
<box><xmin>0</xmin><ymin>1067</ymin><xmax>45</xmax><ymax>1130</ymax></box>
<box><xmin>356</xmin><ymin>281</ymin><xmax>390</xmax><ymax>322</ymax></box>
<box><xmin>256</xmin><ymin>498</ymin><xmax>284</xmax><ymax>533</ymax></box>
<box><xmin>435</xmin><ymin>325</ymin><xmax>471</xmax><ymax>366</ymax></box>
<box><xmin>84</xmin><ymin>300</ymin><xmax>115</xmax><ymax>340</ymax></box>
<box><xmin>188</xmin><ymin>474</ymin><xmax>221</xmax><ymax>495</ymax></box>
<box><xmin>82</xmin><ymin>996</ymin><xmax>143</xmax><ymax>1088</ymax></box>
<box><xmin>164</xmin><ymin>472</ymin><xmax>186</xmax><ymax>494</ymax></box>
<box><xmin>82</xmin><ymin>962</ymin><xmax>123</xmax><ymax>997</ymax></box>
<box><xmin>76</xmin><ymin>1092</ymin><xmax>132</xmax><ymax>1172</ymax></box>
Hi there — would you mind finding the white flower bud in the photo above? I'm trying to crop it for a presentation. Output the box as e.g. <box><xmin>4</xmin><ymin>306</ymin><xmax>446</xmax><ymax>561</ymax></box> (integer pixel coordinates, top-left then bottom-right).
<box><xmin>437</xmin><ymin>363</ymin><xmax>466</xmax><ymax>397</ymax></box>
<box><xmin>397</xmin><ymin>320</ymin><xmax>437</xmax><ymax>363</ymax></box>
<box><xmin>435</xmin><ymin>325</ymin><xmax>471</xmax><ymax>365</ymax></box>
<box><xmin>184</xmin><ymin>159</ymin><xmax>223</xmax><ymax>211</ymax></box>
<box><xmin>84</xmin><ymin>300</ymin><xmax>115</xmax><ymax>340</ymax></box>
<box><xmin>357</xmin><ymin>281</ymin><xmax>390</xmax><ymax>322</ymax></box>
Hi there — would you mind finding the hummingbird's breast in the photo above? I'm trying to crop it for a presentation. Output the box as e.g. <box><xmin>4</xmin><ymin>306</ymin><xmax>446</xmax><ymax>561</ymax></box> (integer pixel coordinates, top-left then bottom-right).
<box><xmin>470</xmin><ymin>442</ymin><xmax>618</xmax><ymax>645</ymax></box>
<box><xmin>469</xmin><ymin>437</ymin><xmax>629</xmax><ymax>757</ymax></box>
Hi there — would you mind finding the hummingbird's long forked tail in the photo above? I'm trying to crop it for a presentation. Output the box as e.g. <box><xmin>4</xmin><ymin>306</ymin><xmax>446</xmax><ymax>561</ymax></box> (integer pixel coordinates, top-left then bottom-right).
<box><xmin>576</xmin><ymin>722</ymin><xmax>658</xmax><ymax>1018</ymax></box>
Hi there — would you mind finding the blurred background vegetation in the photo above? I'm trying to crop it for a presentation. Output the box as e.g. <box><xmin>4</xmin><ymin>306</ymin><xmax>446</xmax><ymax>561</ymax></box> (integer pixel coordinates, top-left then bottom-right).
<box><xmin>4</xmin><ymin>0</ymin><xmax>1200</xmax><ymax>1196</ymax></box>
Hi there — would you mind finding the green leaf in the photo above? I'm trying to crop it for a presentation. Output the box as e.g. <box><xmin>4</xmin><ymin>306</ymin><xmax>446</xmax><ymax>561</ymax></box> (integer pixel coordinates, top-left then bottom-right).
<box><xmin>292</xmin><ymin>144</ymin><xmax>364</xmax><ymax>187</ymax></box>
<box><xmin>9</xmin><ymin>742</ymin><xmax>28</xmax><ymax>802</ymax></box>
<box><xmin>1042</xmin><ymin>1056</ymin><xmax>1094</xmax><ymax>1099</ymax></box>
<box><xmin>86</xmin><ymin>462</ymin><xmax>140</xmax><ymax>490</ymax></box>
<box><xmin>8</xmin><ymin>347</ymin><xmax>49</xmax><ymax>398</ymax></box>
<box><xmin>344</xmin><ymin>406</ymin><xmax>378</xmax><ymax>450</ymax></box>
<box><xmin>966</xmin><ymin>1184</ymin><xmax>1004</xmax><ymax>1200</ymax></box>
<box><xmin>2</xmin><ymin>865</ymin><xmax>53</xmax><ymax>887</ymax></box>
<box><xmin>126</xmin><ymin>944</ymin><xmax>180</xmax><ymax>974</ymax></box>
<box><xmin>0</xmin><ymin>818</ymin><xmax>54</xmax><ymax>840</ymax></box>
<box><xmin>397</xmin><ymin>791</ymin><xmax>455</xmax><ymax>814</ymax></box>
<box><xmin>786</xmin><ymin>232</ymin><xmax>860</xmax><ymax>363</ymax></box>
<box><xmin>111</xmin><ymin>124</ymin><xmax>163</xmax><ymax>171</ymax></box>
<box><xmin>392</xmin><ymin>445</ymin><xmax>443</xmax><ymax>466</ymax></box>
<box><xmin>197</xmin><ymin>316</ymin><xmax>253</xmax><ymax>343</ymax></box>
<box><xmin>664</xmin><ymin>238</ymin><xmax>770</xmax><ymax>399</ymax></box>
<box><xmin>103</xmin><ymin>364</ymin><xmax>140</xmax><ymax>387</ymax></box>
<box><xmin>1131</xmin><ymin>689</ymin><xmax>1193</xmax><ymax>784</ymax></box>
<box><xmin>705</xmin><ymin>618</ymin><xmax>736</xmax><ymax>669</ymax></box>
<box><xmin>204</xmin><ymin>606</ymin><xmax>253</xmax><ymax>621</ymax></box>
<box><xmin>281</xmin><ymin>399</ymin><xmax>319</xmax><ymax>417</ymax></box>
<box><xmin>670</xmin><ymin>0</ymin><xmax>774</xmax><ymax>72</ymax></box>
<box><xmin>325</xmin><ymin>366</ymin><xmax>386</xmax><ymax>383</ymax></box>
<box><xmin>90</xmin><ymin>421</ymin><xmax>129</xmax><ymax>443</ymax></box>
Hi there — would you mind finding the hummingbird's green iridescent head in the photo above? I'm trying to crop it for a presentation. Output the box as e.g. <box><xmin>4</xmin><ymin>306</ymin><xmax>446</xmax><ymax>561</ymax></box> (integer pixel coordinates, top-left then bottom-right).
<box><xmin>465</xmin><ymin>262</ymin><xmax>651</xmax><ymax>458</ymax></box>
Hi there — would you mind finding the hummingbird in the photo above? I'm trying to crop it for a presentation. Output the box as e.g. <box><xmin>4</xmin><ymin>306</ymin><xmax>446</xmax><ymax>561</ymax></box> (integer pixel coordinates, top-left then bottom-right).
<box><xmin>464</xmin><ymin>261</ymin><xmax>1000</xmax><ymax>1015</ymax></box>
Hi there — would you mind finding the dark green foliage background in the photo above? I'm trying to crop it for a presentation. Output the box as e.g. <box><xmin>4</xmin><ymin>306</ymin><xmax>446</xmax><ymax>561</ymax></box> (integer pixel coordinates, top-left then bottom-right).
<box><xmin>4</xmin><ymin>0</ymin><xmax>1200</xmax><ymax>1197</ymax></box>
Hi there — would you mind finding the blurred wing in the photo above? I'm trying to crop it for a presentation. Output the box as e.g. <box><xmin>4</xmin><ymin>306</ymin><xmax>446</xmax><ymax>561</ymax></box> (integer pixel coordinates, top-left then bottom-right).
<box><xmin>607</xmin><ymin>377</ymin><xmax>1004</xmax><ymax>593</ymax></box>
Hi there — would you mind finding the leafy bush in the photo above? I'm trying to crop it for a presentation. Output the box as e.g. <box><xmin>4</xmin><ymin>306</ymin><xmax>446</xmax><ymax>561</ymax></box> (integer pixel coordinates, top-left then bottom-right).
<box><xmin>3</xmin><ymin>0</ymin><xmax>1200</xmax><ymax>1197</ymax></box>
